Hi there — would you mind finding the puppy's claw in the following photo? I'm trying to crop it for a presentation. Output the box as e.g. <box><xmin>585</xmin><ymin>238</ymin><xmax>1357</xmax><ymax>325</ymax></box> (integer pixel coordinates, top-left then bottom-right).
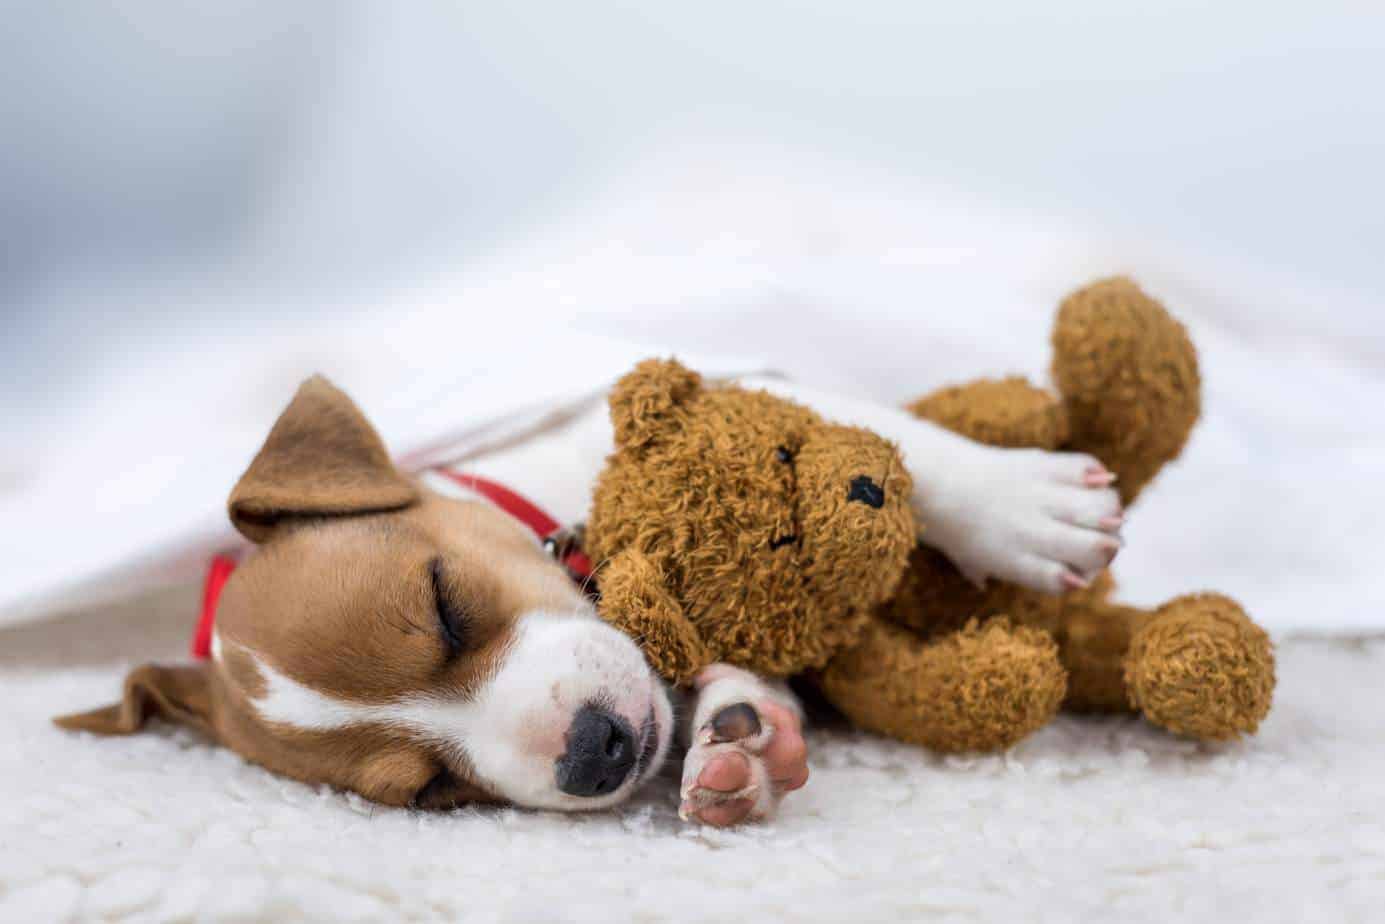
<box><xmin>1083</xmin><ymin>468</ymin><xmax>1118</xmax><ymax>488</ymax></box>
<box><xmin>709</xmin><ymin>703</ymin><xmax>761</xmax><ymax>743</ymax></box>
<box><xmin>1061</xmin><ymin>570</ymin><xmax>1091</xmax><ymax>591</ymax></box>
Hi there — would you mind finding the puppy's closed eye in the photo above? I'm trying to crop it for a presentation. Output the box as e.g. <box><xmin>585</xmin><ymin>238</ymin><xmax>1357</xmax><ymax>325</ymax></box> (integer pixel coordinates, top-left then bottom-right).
<box><xmin>429</xmin><ymin>558</ymin><xmax>471</xmax><ymax>657</ymax></box>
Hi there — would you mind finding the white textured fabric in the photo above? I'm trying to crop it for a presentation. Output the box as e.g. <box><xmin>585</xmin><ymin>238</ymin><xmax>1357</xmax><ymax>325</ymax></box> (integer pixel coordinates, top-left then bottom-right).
<box><xmin>1</xmin><ymin>584</ymin><xmax>1381</xmax><ymax>923</ymax></box>
<box><xmin>0</xmin><ymin>325</ymin><xmax>765</xmax><ymax>626</ymax></box>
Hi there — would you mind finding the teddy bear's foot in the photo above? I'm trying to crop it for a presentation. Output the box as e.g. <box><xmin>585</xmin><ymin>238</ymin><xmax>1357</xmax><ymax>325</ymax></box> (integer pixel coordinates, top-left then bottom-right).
<box><xmin>1124</xmin><ymin>593</ymin><xmax>1275</xmax><ymax>740</ymax></box>
<box><xmin>1051</xmin><ymin>277</ymin><xmax>1201</xmax><ymax>506</ymax></box>
<box><xmin>819</xmin><ymin>617</ymin><xmax>1067</xmax><ymax>753</ymax></box>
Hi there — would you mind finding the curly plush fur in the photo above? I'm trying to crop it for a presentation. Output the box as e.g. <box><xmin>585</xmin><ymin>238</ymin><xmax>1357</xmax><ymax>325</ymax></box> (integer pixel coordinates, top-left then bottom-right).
<box><xmin>820</xmin><ymin>277</ymin><xmax>1275</xmax><ymax>749</ymax></box>
<box><xmin>587</xmin><ymin>361</ymin><xmax>916</xmax><ymax>685</ymax></box>
<box><xmin>591</xmin><ymin>277</ymin><xmax>1275</xmax><ymax>751</ymax></box>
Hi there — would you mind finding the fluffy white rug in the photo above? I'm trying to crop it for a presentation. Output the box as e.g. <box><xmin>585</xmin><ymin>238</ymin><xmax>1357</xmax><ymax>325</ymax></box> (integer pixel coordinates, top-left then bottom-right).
<box><xmin>1</xmin><ymin>583</ymin><xmax>1380</xmax><ymax>923</ymax></box>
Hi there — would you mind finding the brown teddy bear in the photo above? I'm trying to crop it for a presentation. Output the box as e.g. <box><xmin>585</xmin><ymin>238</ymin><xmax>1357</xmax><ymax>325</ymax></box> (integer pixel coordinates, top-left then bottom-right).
<box><xmin>586</xmin><ymin>359</ymin><xmax>917</xmax><ymax>685</ymax></box>
<box><xmin>819</xmin><ymin>277</ymin><xmax>1275</xmax><ymax>751</ymax></box>
<box><xmin>589</xmin><ymin>277</ymin><xmax>1275</xmax><ymax>752</ymax></box>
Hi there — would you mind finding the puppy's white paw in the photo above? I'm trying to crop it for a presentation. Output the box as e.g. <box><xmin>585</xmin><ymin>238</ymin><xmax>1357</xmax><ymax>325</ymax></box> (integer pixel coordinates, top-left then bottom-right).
<box><xmin>680</xmin><ymin>701</ymin><xmax>778</xmax><ymax>822</ymax></box>
<box><xmin>912</xmin><ymin>443</ymin><xmax>1124</xmax><ymax>593</ymax></box>
<box><xmin>678</xmin><ymin>666</ymin><xmax>808</xmax><ymax>827</ymax></box>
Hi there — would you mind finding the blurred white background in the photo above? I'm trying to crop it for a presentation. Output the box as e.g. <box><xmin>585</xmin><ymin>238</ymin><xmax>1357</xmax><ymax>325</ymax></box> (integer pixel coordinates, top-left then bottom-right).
<box><xmin>2</xmin><ymin>2</ymin><xmax>1382</xmax><ymax>630</ymax></box>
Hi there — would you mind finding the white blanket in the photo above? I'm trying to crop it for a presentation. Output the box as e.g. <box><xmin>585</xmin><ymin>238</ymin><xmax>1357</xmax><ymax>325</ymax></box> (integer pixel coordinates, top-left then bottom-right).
<box><xmin>3</xmin><ymin>143</ymin><xmax>1380</xmax><ymax>633</ymax></box>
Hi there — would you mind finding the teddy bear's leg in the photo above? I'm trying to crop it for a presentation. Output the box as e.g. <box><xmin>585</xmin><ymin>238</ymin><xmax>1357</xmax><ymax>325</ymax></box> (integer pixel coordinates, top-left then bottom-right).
<box><xmin>1124</xmin><ymin>593</ymin><xmax>1275</xmax><ymax>739</ymax></box>
<box><xmin>877</xmin><ymin>545</ymin><xmax>1003</xmax><ymax>636</ymax></box>
<box><xmin>818</xmin><ymin>615</ymin><xmax>1067</xmax><ymax>753</ymax></box>
<box><xmin>597</xmin><ymin>548</ymin><xmax>710</xmax><ymax>687</ymax></box>
<box><xmin>1031</xmin><ymin>572</ymin><xmax>1147</xmax><ymax>713</ymax></box>
<box><xmin>1051</xmin><ymin>277</ymin><xmax>1201</xmax><ymax>506</ymax></box>
<box><xmin>1042</xmin><ymin>576</ymin><xmax>1275</xmax><ymax>737</ymax></box>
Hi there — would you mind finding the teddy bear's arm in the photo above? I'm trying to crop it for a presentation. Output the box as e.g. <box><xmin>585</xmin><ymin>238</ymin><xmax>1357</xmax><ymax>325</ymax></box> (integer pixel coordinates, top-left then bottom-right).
<box><xmin>597</xmin><ymin>548</ymin><xmax>710</xmax><ymax>687</ymax></box>
<box><xmin>906</xmin><ymin>377</ymin><xmax>1069</xmax><ymax>450</ymax></box>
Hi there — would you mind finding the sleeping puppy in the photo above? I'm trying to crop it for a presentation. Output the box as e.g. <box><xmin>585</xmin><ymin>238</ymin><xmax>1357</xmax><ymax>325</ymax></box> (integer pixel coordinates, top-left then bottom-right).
<box><xmin>56</xmin><ymin>377</ymin><xmax>809</xmax><ymax>826</ymax></box>
<box><xmin>58</xmin><ymin>372</ymin><xmax>1121</xmax><ymax>826</ymax></box>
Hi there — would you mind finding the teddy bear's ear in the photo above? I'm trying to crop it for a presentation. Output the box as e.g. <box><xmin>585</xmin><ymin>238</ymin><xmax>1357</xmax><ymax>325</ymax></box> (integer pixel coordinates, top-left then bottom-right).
<box><xmin>608</xmin><ymin>358</ymin><xmax>703</xmax><ymax>449</ymax></box>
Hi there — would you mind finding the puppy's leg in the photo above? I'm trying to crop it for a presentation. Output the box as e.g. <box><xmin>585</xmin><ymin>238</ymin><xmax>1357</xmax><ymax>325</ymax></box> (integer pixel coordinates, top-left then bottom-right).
<box><xmin>678</xmin><ymin>664</ymin><xmax>808</xmax><ymax>826</ymax></box>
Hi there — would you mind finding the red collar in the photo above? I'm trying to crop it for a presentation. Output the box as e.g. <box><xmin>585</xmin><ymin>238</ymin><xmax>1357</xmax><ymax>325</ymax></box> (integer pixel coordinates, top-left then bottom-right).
<box><xmin>191</xmin><ymin>471</ymin><xmax>593</xmax><ymax>659</ymax></box>
<box><xmin>431</xmin><ymin>471</ymin><xmax>594</xmax><ymax>583</ymax></box>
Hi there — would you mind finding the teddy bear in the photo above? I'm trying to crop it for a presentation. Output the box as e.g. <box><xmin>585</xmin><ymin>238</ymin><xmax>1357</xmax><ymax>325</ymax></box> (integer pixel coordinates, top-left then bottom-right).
<box><xmin>818</xmin><ymin>277</ymin><xmax>1275</xmax><ymax>750</ymax></box>
<box><xmin>588</xmin><ymin>277</ymin><xmax>1275</xmax><ymax>753</ymax></box>
<box><xmin>585</xmin><ymin>359</ymin><xmax>918</xmax><ymax>686</ymax></box>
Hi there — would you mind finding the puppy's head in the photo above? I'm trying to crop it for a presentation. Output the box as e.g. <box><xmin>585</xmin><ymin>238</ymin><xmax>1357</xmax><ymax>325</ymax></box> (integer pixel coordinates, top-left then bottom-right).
<box><xmin>57</xmin><ymin>377</ymin><xmax>672</xmax><ymax>811</ymax></box>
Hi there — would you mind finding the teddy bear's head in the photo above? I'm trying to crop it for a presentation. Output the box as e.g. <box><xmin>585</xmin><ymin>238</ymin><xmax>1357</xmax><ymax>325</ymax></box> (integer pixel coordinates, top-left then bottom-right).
<box><xmin>586</xmin><ymin>359</ymin><xmax>916</xmax><ymax>677</ymax></box>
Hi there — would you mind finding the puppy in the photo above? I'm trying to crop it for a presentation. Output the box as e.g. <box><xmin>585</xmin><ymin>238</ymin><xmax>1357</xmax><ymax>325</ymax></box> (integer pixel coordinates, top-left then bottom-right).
<box><xmin>58</xmin><ymin>372</ymin><xmax>1120</xmax><ymax>826</ymax></box>
<box><xmin>56</xmin><ymin>377</ymin><xmax>808</xmax><ymax>825</ymax></box>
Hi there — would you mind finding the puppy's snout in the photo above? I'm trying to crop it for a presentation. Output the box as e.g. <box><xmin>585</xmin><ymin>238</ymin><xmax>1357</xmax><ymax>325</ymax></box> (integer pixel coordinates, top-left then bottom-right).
<box><xmin>846</xmin><ymin>474</ymin><xmax>885</xmax><ymax>508</ymax></box>
<box><xmin>555</xmin><ymin>705</ymin><xmax>636</xmax><ymax>797</ymax></box>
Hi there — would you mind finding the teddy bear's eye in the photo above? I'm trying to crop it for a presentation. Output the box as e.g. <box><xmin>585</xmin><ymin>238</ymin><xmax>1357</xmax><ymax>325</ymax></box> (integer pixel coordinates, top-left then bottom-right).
<box><xmin>776</xmin><ymin>446</ymin><xmax>794</xmax><ymax>464</ymax></box>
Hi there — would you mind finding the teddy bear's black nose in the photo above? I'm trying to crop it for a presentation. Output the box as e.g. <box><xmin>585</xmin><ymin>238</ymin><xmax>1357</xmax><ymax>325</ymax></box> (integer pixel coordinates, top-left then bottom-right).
<box><xmin>846</xmin><ymin>474</ymin><xmax>885</xmax><ymax>509</ymax></box>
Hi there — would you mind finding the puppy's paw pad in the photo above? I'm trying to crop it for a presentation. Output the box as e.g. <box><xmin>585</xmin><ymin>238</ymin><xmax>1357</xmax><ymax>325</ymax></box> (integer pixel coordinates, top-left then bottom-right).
<box><xmin>681</xmin><ymin>706</ymin><xmax>775</xmax><ymax>823</ymax></box>
<box><xmin>708</xmin><ymin>702</ymin><xmax>762</xmax><ymax>743</ymax></box>
<box><xmin>680</xmin><ymin>747</ymin><xmax>761</xmax><ymax>808</ymax></box>
<box><xmin>696</xmin><ymin>699</ymin><xmax>775</xmax><ymax>750</ymax></box>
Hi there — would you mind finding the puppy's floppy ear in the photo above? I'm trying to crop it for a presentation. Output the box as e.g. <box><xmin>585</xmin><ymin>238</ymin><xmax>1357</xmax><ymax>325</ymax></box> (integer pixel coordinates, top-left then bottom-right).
<box><xmin>54</xmin><ymin>664</ymin><xmax>216</xmax><ymax>739</ymax></box>
<box><xmin>229</xmin><ymin>375</ymin><xmax>417</xmax><ymax>542</ymax></box>
<box><xmin>608</xmin><ymin>358</ymin><xmax>702</xmax><ymax>450</ymax></box>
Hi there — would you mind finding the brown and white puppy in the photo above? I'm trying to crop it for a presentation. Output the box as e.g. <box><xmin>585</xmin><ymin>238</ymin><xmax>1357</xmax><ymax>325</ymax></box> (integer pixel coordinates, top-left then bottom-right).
<box><xmin>57</xmin><ymin>377</ymin><xmax>807</xmax><ymax>824</ymax></box>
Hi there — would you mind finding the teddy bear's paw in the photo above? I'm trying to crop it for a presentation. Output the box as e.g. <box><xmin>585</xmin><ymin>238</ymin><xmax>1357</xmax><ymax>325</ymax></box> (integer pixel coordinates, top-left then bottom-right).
<box><xmin>1125</xmin><ymin>594</ymin><xmax>1275</xmax><ymax>739</ymax></box>
<box><xmin>678</xmin><ymin>666</ymin><xmax>808</xmax><ymax>826</ymax></box>
<box><xmin>915</xmin><ymin>443</ymin><xmax>1124</xmax><ymax>593</ymax></box>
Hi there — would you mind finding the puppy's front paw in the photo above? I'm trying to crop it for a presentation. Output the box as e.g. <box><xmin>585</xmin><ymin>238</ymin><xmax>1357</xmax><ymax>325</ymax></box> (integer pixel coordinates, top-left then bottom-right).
<box><xmin>679</xmin><ymin>668</ymin><xmax>808</xmax><ymax>827</ymax></box>
<box><xmin>916</xmin><ymin>445</ymin><xmax>1124</xmax><ymax>594</ymax></box>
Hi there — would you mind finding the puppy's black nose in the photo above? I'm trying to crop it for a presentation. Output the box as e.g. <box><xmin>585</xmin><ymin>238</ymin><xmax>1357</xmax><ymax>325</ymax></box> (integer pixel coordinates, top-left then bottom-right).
<box><xmin>555</xmin><ymin>706</ymin><xmax>637</xmax><ymax>798</ymax></box>
<box><xmin>846</xmin><ymin>474</ymin><xmax>885</xmax><ymax>508</ymax></box>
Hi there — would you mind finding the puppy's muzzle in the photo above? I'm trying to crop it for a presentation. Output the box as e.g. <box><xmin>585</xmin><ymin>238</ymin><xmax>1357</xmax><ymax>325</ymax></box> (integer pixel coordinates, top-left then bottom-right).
<box><xmin>555</xmin><ymin>705</ymin><xmax>637</xmax><ymax>797</ymax></box>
